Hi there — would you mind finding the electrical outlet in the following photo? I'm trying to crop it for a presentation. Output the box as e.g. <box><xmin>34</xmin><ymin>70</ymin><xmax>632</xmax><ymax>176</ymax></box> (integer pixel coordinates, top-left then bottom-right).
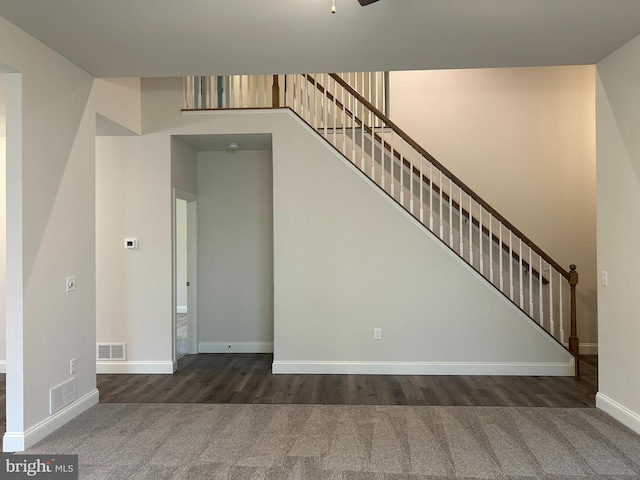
<box><xmin>66</xmin><ymin>276</ymin><xmax>76</xmax><ymax>292</ymax></box>
<box><xmin>374</xmin><ymin>328</ymin><xmax>382</xmax><ymax>340</ymax></box>
<box><xmin>70</xmin><ymin>358</ymin><xmax>76</xmax><ymax>375</ymax></box>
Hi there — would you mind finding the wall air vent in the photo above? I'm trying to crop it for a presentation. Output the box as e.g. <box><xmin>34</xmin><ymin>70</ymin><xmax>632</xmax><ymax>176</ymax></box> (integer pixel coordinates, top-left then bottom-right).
<box><xmin>50</xmin><ymin>378</ymin><xmax>76</xmax><ymax>415</ymax></box>
<box><xmin>97</xmin><ymin>343</ymin><xmax>127</xmax><ymax>361</ymax></box>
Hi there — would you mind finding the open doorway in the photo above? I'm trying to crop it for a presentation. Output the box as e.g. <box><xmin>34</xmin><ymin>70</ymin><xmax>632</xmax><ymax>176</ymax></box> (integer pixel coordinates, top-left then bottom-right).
<box><xmin>173</xmin><ymin>189</ymin><xmax>198</xmax><ymax>363</ymax></box>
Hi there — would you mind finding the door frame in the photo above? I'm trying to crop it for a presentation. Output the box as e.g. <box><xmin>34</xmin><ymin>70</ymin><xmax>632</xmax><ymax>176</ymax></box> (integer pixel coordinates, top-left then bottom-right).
<box><xmin>172</xmin><ymin>188</ymin><xmax>198</xmax><ymax>368</ymax></box>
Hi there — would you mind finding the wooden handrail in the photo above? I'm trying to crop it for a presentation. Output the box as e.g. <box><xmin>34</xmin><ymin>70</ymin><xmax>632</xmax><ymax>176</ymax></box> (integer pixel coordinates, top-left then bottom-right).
<box><xmin>327</xmin><ymin>73</ymin><xmax>570</xmax><ymax>280</ymax></box>
<box><xmin>181</xmin><ymin>73</ymin><xmax>580</xmax><ymax>375</ymax></box>
<box><xmin>304</xmin><ymin>74</ymin><xmax>548</xmax><ymax>282</ymax></box>
<box><xmin>307</xmin><ymin>73</ymin><xmax>579</xmax><ymax>373</ymax></box>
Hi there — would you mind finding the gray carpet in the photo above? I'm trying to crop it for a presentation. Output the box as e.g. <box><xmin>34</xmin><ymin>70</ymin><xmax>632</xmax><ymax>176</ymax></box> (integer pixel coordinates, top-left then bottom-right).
<box><xmin>23</xmin><ymin>404</ymin><xmax>640</xmax><ymax>479</ymax></box>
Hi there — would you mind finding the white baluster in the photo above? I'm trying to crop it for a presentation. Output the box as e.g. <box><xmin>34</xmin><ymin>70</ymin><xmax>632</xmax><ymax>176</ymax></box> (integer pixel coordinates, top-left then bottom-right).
<box><xmin>264</xmin><ymin>75</ymin><xmax>268</xmax><ymax>107</ymax></box>
<box><xmin>254</xmin><ymin>75</ymin><xmax>259</xmax><ymax>107</ymax></box>
<box><xmin>449</xmin><ymin>179</ymin><xmax>453</xmax><ymax>248</ymax></box>
<box><xmin>419</xmin><ymin>156</ymin><xmax>424</xmax><ymax>223</ymax></box>
<box><xmin>499</xmin><ymin>224</ymin><xmax>504</xmax><ymax>292</ymax></box>
<box><xmin>352</xmin><ymin>90</ymin><xmax>356</xmax><ymax>164</ymax></box>
<box><xmin>314</xmin><ymin>75</ymin><xmax>318</xmax><ymax>129</ymax></box>
<box><xmin>239</xmin><ymin>75</ymin><xmax>243</xmax><ymax>108</ymax></box>
<box><xmin>519</xmin><ymin>238</ymin><xmax>524</xmax><ymax>309</ymax></box>
<box><xmin>341</xmin><ymin>83</ymin><xmax>346</xmax><ymax>155</ymax></box>
<box><xmin>333</xmin><ymin>76</ymin><xmax>337</xmax><ymax>146</ymax></box>
<box><xmin>559</xmin><ymin>271</ymin><xmax>565</xmax><ymax>344</ymax></box>
<box><xmin>400</xmin><ymin>141</ymin><xmax>404</xmax><ymax>206</ymax></box>
<box><xmin>529</xmin><ymin>247</ymin><xmax>534</xmax><ymax>316</ymax></box>
<box><xmin>360</xmin><ymin>106</ymin><xmax>365</xmax><ymax>171</ymax></box>
<box><xmin>539</xmin><ymin>257</ymin><xmax>544</xmax><ymax>327</ymax></box>
<box><xmin>391</xmin><ymin>132</ymin><xmax>395</xmax><ymax>198</ymax></box>
<box><xmin>459</xmin><ymin>189</ymin><xmax>464</xmax><ymax>256</ymax></box>
<box><xmin>479</xmin><ymin>207</ymin><xmax>484</xmax><ymax>274</ymax></box>
<box><xmin>439</xmin><ymin>170</ymin><xmax>444</xmax><ymax>240</ymax></box>
<box><xmin>409</xmin><ymin>147</ymin><xmax>414</xmax><ymax>214</ymax></box>
<box><xmin>509</xmin><ymin>232</ymin><xmax>514</xmax><ymax>301</ymax></box>
<box><xmin>469</xmin><ymin>196</ymin><xmax>473</xmax><ymax>265</ymax></box>
<box><xmin>323</xmin><ymin>74</ymin><xmax>328</xmax><ymax>137</ymax></box>
<box><xmin>305</xmin><ymin>74</ymin><xmax>310</xmax><ymax>122</ymax></box>
<box><xmin>549</xmin><ymin>267</ymin><xmax>554</xmax><ymax>336</ymax></box>
<box><xmin>429</xmin><ymin>164</ymin><xmax>433</xmax><ymax>231</ymax></box>
<box><xmin>375</xmin><ymin>71</ymin><xmax>379</xmax><ymax>112</ymax></box>
<box><xmin>489</xmin><ymin>214</ymin><xmax>494</xmax><ymax>283</ymax></box>
<box><xmin>381</xmin><ymin>125</ymin><xmax>385</xmax><ymax>188</ymax></box>
<box><xmin>370</xmin><ymin>110</ymin><xmax>375</xmax><ymax>179</ymax></box>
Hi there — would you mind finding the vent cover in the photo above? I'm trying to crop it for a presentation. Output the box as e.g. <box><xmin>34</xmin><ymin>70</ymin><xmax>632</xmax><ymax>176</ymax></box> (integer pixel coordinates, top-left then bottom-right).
<box><xmin>50</xmin><ymin>378</ymin><xmax>76</xmax><ymax>415</ymax></box>
<box><xmin>97</xmin><ymin>343</ymin><xmax>127</xmax><ymax>361</ymax></box>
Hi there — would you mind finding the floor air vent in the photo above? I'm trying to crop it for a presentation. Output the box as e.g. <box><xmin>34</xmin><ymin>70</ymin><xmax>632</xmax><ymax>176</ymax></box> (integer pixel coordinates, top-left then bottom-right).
<box><xmin>97</xmin><ymin>343</ymin><xmax>127</xmax><ymax>361</ymax></box>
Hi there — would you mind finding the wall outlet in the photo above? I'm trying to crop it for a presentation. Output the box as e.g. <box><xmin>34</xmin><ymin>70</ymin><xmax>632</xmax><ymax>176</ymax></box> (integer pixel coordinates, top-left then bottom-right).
<box><xmin>69</xmin><ymin>358</ymin><xmax>76</xmax><ymax>375</ymax></box>
<box><xmin>66</xmin><ymin>276</ymin><xmax>76</xmax><ymax>292</ymax></box>
<box><xmin>374</xmin><ymin>328</ymin><xmax>382</xmax><ymax>340</ymax></box>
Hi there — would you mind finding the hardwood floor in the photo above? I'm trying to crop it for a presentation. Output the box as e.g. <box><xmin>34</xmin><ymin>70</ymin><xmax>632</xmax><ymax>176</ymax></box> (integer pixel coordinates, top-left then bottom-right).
<box><xmin>96</xmin><ymin>354</ymin><xmax>598</xmax><ymax>407</ymax></box>
<box><xmin>0</xmin><ymin>355</ymin><xmax>597</xmax><ymax>432</ymax></box>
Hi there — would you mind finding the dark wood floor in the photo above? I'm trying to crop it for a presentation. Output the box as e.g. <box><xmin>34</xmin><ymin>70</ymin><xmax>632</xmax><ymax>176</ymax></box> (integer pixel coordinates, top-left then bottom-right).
<box><xmin>96</xmin><ymin>354</ymin><xmax>598</xmax><ymax>407</ymax></box>
<box><xmin>0</xmin><ymin>355</ymin><xmax>597</xmax><ymax>432</ymax></box>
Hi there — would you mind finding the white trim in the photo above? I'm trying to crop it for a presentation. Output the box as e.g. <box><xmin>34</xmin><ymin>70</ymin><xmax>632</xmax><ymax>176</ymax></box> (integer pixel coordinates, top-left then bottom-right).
<box><xmin>199</xmin><ymin>342</ymin><xmax>274</xmax><ymax>354</ymax></box>
<box><xmin>272</xmin><ymin>360</ymin><xmax>574</xmax><ymax>376</ymax></box>
<box><xmin>563</xmin><ymin>342</ymin><xmax>598</xmax><ymax>355</ymax></box>
<box><xmin>3</xmin><ymin>388</ymin><xmax>99</xmax><ymax>452</ymax></box>
<box><xmin>580</xmin><ymin>343</ymin><xmax>598</xmax><ymax>355</ymax></box>
<box><xmin>96</xmin><ymin>361</ymin><xmax>174</xmax><ymax>374</ymax></box>
<box><xmin>176</xmin><ymin>306</ymin><xmax>187</xmax><ymax>314</ymax></box>
<box><xmin>596</xmin><ymin>393</ymin><xmax>640</xmax><ymax>435</ymax></box>
<box><xmin>0</xmin><ymin>361</ymin><xmax>5</xmax><ymax>374</ymax></box>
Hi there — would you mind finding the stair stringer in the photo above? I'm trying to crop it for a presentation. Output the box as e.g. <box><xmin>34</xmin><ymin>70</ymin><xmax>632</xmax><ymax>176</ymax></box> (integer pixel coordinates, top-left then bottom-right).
<box><xmin>272</xmin><ymin>110</ymin><xmax>574</xmax><ymax>376</ymax></box>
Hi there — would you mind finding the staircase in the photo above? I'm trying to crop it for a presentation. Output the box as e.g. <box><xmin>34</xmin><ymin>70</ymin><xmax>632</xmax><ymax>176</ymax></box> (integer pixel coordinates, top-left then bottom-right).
<box><xmin>183</xmin><ymin>72</ymin><xmax>580</xmax><ymax>376</ymax></box>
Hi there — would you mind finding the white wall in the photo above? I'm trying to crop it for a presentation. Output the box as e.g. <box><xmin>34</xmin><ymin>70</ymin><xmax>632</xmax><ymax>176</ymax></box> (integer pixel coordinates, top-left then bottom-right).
<box><xmin>272</xmin><ymin>110</ymin><xmax>573</xmax><ymax>374</ymax></box>
<box><xmin>0</xmin><ymin>17</ymin><xmax>98</xmax><ymax>451</ymax></box>
<box><xmin>1</xmin><ymin>73</ymin><xmax>6</xmax><ymax>370</ymax></box>
<box><xmin>389</xmin><ymin>67</ymin><xmax>598</xmax><ymax>351</ymax></box>
<box><xmin>0</xmin><ymin>135</ymin><xmax>5</xmax><ymax>371</ymax></box>
<box><xmin>93</xmin><ymin>78</ymin><xmax>141</xmax><ymax>136</ymax></box>
<box><xmin>595</xmin><ymin>34</ymin><xmax>640</xmax><ymax>434</ymax></box>
<box><xmin>171</xmin><ymin>137</ymin><xmax>197</xmax><ymax>194</ymax></box>
<box><xmin>95</xmin><ymin>135</ymin><xmax>173</xmax><ymax>373</ymax></box>
<box><xmin>94</xmin><ymin>77</ymin><xmax>574</xmax><ymax>376</ymax></box>
<box><xmin>196</xmin><ymin>150</ymin><xmax>274</xmax><ymax>352</ymax></box>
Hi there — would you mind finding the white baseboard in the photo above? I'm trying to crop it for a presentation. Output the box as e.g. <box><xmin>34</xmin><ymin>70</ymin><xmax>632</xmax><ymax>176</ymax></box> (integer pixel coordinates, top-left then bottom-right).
<box><xmin>96</xmin><ymin>361</ymin><xmax>175</xmax><ymax>374</ymax></box>
<box><xmin>0</xmin><ymin>361</ymin><xmax>5</xmax><ymax>373</ymax></box>
<box><xmin>596</xmin><ymin>393</ymin><xmax>640</xmax><ymax>435</ymax></box>
<box><xmin>271</xmin><ymin>360</ymin><xmax>575</xmax><ymax>376</ymax></box>
<box><xmin>3</xmin><ymin>388</ymin><xmax>99</xmax><ymax>452</ymax></box>
<box><xmin>199</xmin><ymin>342</ymin><xmax>274</xmax><ymax>354</ymax></box>
<box><xmin>176</xmin><ymin>306</ymin><xmax>187</xmax><ymax>314</ymax></box>
<box><xmin>564</xmin><ymin>342</ymin><xmax>598</xmax><ymax>355</ymax></box>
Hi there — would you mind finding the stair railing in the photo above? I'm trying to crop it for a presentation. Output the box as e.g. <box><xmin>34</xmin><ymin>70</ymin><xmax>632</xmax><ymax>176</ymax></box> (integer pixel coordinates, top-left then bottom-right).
<box><xmin>183</xmin><ymin>73</ymin><xmax>580</xmax><ymax>375</ymax></box>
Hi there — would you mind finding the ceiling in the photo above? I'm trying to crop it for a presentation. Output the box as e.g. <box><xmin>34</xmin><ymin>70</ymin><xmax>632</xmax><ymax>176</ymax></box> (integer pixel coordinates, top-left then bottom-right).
<box><xmin>175</xmin><ymin>133</ymin><xmax>273</xmax><ymax>152</ymax></box>
<box><xmin>1</xmin><ymin>0</ymin><xmax>640</xmax><ymax>78</ymax></box>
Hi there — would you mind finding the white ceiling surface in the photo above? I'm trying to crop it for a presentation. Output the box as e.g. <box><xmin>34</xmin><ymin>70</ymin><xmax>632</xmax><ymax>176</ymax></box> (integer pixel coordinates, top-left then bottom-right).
<box><xmin>175</xmin><ymin>133</ymin><xmax>273</xmax><ymax>152</ymax></box>
<box><xmin>1</xmin><ymin>0</ymin><xmax>640</xmax><ymax>78</ymax></box>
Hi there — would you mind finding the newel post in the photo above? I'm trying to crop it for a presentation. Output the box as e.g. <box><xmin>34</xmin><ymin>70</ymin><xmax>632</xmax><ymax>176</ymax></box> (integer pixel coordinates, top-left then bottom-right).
<box><xmin>568</xmin><ymin>264</ymin><xmax>580</xmax><ymax>377</ymax></box>
<box><xmin>272</xmin><ymin>75</ymin><xmax>280</xmax><ymax>107</ymax></box>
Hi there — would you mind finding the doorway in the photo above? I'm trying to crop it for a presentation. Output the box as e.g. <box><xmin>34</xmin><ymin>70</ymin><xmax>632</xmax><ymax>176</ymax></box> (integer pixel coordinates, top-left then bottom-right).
<box><xmin>173</xmin><ymin>189</ymin><xmax>198</xmax><ymax>363</ymax></box>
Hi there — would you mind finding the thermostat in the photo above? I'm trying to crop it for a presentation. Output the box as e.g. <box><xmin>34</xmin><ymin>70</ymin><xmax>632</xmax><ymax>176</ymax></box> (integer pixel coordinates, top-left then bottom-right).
<box><xmin>124</xmin><ymin>238</ymin><xmax>138</xmax><ymax>249</ymax></box>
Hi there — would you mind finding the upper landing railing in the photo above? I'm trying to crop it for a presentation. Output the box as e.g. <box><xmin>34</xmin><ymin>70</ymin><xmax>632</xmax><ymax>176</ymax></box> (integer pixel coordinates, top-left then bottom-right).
<box><xmin>183</xmin><ymin>73</ymin><xmax>580</xmax><ymax>375</ymax></box>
